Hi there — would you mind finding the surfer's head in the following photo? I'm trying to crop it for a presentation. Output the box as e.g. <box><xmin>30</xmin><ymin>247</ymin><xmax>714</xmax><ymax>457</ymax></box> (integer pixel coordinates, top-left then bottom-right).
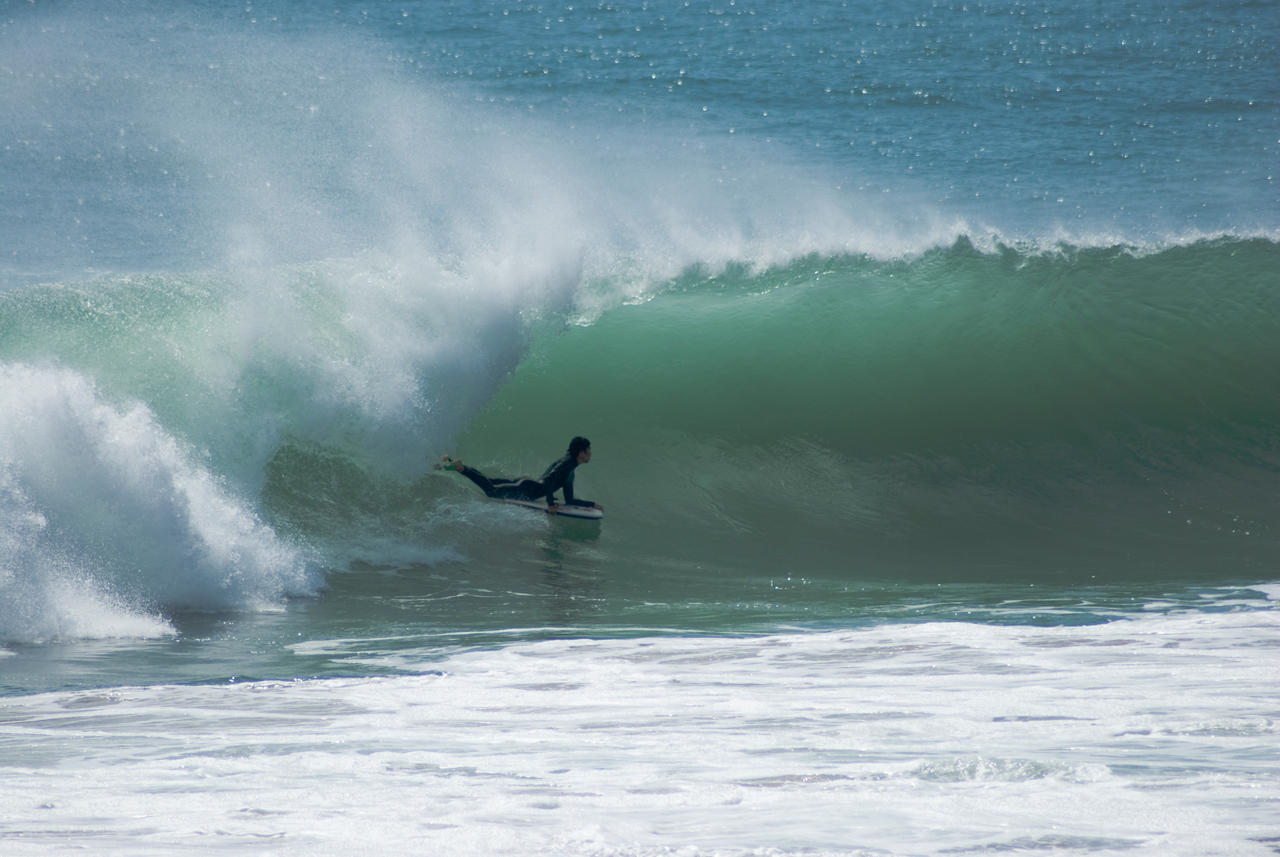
<box><xmin>568</xmin><ymin>436</ymin><xmax>592</xmax><ymax>463</ymax></box>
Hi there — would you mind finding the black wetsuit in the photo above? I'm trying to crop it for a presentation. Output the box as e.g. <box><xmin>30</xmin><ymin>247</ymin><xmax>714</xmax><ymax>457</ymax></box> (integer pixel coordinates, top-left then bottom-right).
<box><xmin>458</xmin><ymin>454</ymin><xmax>592</xmax><ymax>507</ymax></box>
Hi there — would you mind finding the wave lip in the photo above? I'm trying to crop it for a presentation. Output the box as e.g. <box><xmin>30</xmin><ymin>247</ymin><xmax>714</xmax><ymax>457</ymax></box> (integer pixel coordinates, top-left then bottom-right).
<box><xmin>0</xmin><ymin>363</ymin><xmax>318</xmax><ymax>645</ymax></box>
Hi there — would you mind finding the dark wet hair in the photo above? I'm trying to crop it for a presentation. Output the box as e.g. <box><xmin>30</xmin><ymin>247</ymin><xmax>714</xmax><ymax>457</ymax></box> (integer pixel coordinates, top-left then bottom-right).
<box><xmin>568</xmin><ymin>436</ymin><xmax>591</xmax><ymax>457</ymax></box>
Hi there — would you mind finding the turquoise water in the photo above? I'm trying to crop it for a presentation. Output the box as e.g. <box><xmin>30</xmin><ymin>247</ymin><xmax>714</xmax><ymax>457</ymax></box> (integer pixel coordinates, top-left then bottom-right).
<box><xmin>1</xmin><ymin>1</ymin><xmax>1278</xmax><ymax>854</ymax></box>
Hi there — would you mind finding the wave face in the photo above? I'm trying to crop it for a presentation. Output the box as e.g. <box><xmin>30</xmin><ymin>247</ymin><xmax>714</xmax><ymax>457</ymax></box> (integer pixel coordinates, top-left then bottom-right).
<box><xmin>448</xmin><ymin>238</ymin><xmax>1280</xmax><ymax>583</ymax></box>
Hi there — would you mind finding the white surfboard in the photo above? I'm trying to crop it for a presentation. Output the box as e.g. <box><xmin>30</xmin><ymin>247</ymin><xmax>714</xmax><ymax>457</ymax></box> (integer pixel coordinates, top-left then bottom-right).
<box><xmin>500</xmin><ymin>498</ymin><xmax>604</xmax><ymax>520</ymax></box>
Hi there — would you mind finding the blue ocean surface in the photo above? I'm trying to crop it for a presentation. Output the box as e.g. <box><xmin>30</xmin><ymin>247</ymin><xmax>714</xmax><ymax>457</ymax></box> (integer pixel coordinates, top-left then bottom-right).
<box><xmin>1</xmin><ymin>1</ymin><xmax>1278</xmax><ymax>854</ymax></box>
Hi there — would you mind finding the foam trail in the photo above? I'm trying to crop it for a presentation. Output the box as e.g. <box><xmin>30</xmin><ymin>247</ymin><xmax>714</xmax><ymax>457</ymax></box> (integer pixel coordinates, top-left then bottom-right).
<box><xmin>0</xmin><ymin>364</ymin><xmax>317</xmax><ymax>644</ymax></box>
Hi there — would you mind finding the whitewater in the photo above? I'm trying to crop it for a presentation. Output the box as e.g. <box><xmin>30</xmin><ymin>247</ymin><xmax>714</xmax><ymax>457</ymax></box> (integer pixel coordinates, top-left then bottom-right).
<box><xmin>2</xmin><ymin>0</ymin><xmax>1278</xmax><ymax>854</ymax></box>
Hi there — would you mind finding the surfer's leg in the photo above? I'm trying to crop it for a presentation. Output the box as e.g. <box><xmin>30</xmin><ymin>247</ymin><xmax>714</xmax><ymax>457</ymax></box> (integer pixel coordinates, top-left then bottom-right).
<box><xmin>447</xmin><ymin>459</ymin><xmax>542</xmax><ymax>501</ymax></box>
<box><xmin>456</xmin><ymin>465</ymin><xmax>503</xmax><ymax>498</ymax></box>
<box><xmin>514</xmin><ymin>479</ymin><xmax>545</xmax><ymax>501</ymax></box>
<box><xmin>488</xmin><ymin>478</ymin><xmax>543</xmax><ymax>500</ymax></box>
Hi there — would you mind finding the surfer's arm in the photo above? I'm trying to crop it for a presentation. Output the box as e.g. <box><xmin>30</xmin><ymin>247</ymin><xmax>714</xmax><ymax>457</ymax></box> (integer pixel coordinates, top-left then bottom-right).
<box><xmin>543</xmin><ymin>475</ymin><xmax>561</xmax><ymax>507</ymax></box>
<box><xmin>540</xmin><ymin>457</ymin><xmax>572</xmax><ymax>506</ymax></box>
<box><xmin>559</xmin><ymin>471</ymin><xmax>597</xmax><ymax>506</ymax></box>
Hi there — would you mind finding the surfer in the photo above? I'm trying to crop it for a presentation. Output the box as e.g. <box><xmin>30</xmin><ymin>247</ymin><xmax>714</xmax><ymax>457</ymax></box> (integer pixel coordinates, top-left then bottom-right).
<box><xmin>436</xmin><ymin>436</ymin><xmax>600</xmax><ymax>513</ymax></box>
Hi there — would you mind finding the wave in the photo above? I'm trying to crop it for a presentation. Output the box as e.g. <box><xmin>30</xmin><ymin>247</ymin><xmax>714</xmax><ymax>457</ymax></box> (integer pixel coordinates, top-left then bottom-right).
<box><xmin>3</xmin><ymin>236</ymin><xmax>1277</xmax><ymax>644</ymax></box>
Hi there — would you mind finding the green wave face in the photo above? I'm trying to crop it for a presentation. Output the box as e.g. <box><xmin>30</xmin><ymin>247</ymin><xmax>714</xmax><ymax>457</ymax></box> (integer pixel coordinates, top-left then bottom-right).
<box><xmin>451</xmin><ymin>238</ymin><xmax>1280</xmax><ymax>582</ymax></box>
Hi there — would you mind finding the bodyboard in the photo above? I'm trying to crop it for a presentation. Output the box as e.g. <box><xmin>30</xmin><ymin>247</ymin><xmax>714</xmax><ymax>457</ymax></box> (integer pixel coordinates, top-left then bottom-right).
<box><xmin>500</xmin><ymin>498</ymin><xmax>603</xmax><ymax>520</ymax></box>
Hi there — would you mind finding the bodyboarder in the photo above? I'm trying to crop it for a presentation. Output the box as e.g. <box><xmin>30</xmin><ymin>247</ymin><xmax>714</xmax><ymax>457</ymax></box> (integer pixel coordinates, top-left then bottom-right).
<box><xmin>436</xmin><ymin>436</ymin><xmax>600</xmax><ymax>514</ymax></box>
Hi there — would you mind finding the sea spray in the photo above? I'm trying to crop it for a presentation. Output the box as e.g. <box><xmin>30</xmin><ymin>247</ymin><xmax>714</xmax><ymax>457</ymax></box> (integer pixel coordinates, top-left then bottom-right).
<box><xmin>1</xmin><ymin>3</ymin><xmax>971</xmax><ymax>291</ymax></box>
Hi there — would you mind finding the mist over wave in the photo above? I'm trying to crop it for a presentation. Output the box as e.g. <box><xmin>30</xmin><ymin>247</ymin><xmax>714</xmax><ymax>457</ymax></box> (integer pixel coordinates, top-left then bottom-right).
<box><xmin>7</xmin><ymin>0</ymin><xmax>1261</xmax><ymax>289</ymax></box>
<box><xmin>0</xmin><ymin>4</ymin><xmax>954</xmax><ymax>288</ymax></box>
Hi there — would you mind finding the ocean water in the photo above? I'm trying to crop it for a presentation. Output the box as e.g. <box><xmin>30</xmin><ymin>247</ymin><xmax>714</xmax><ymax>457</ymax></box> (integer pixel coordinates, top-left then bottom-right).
<box><xmin>2</xmin><ymin>0</ymin><xmax>1278</xmax><ymax>854</ymax></box>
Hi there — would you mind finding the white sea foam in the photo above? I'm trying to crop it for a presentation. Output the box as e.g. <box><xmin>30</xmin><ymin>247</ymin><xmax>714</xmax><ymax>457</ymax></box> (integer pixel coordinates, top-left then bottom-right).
<box><xmin>1249</xmin><ymin>583</ymin><xmax>1280</xmax><ymax>601</ymax></box>
<box><xmin>0</xmin><ymin>364</ymin><xmax>317</xmax><ymax>644</ymax></box>
<box><xmin>0</xmin><ymin>612</ymin><xmax>1275</xmax><ymax>855</ymax></box>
